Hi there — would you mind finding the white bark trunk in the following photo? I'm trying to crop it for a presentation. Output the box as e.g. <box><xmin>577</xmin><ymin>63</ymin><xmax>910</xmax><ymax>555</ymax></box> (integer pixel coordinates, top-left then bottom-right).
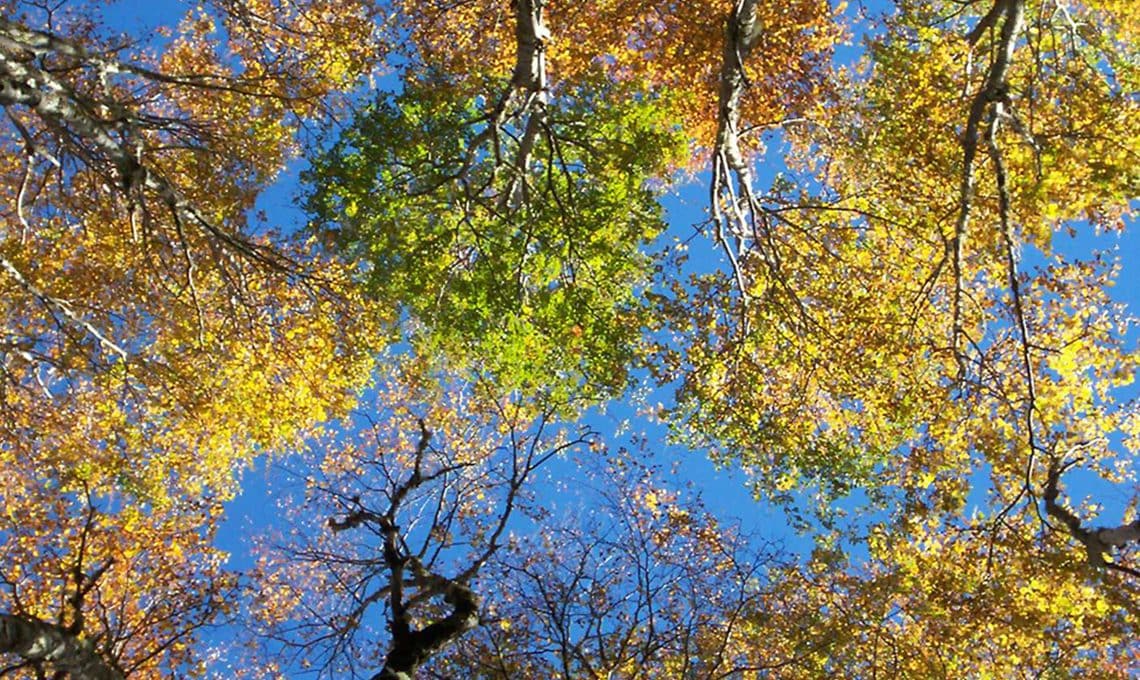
<box><xmin>0</xmin><ymin>613</ymin><xmax>123</xmax><ymax>680</ymax></box>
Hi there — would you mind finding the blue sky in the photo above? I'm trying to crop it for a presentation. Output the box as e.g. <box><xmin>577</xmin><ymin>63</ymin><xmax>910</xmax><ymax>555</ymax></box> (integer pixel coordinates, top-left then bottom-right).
<box><xmin>189</xmin><ymin>0</ymin><xmax>1140</xmax><ymax>588</ymax></box>
<box><xmin>89</xmin><ymin>0</ymin><xmax>1140</xmax><ymax>672</ymax></box>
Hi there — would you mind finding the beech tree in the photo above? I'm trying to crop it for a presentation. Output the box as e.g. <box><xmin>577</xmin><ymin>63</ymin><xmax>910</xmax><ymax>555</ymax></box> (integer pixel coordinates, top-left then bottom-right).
<box><xmin>0</xmin><ymin>0</ymin><xmax>382</xmax><ymax>675</ymax></box>
<box><xmin>2</xmin><ymin>0</ymin><xmax>1139</xmax><ymax>677</ymax></box>
<box><xmin>247</xmin><ymin>356</ymin><xmax>598</xmax><ymax>678</ymax></box>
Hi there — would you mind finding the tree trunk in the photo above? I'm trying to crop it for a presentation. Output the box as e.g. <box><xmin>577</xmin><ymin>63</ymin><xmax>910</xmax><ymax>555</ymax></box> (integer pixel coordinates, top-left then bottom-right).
<box><xmin>0</xmin><ymin>613</ymin><xmax>123</xmax><ymax>680</ymax></box>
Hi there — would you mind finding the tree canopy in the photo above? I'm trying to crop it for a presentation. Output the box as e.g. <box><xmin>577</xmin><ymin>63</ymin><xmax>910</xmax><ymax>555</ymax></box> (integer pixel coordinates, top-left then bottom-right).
<box><xmin>0</xmin><ymin>0</ymin><xmax>1138</xmax><ymax>677</ymax></box>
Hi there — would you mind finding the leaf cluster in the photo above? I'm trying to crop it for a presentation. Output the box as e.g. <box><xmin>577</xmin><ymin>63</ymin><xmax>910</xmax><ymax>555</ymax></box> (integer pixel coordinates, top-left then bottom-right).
<box><xmin>304</xmin><ymin>74</ymin><xmax>686</xmax><ymax>399</ymax></box>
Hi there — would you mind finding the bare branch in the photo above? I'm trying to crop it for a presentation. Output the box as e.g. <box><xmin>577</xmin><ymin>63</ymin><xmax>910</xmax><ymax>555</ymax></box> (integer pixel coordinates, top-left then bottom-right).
<box><xmin>706</xmin><ymin>0</ymin><xmax>770</xmax><ymax>336</ymax></box>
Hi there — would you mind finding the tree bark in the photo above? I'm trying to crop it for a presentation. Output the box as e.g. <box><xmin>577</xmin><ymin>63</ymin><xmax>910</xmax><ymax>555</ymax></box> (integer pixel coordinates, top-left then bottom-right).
<box><xmin>0</xmin><ymin>18</ymin><xmax>295</xmax><ymax>274</ymax></box>
<box><xmin>714</xmin><ymin>0</ymin><xmax>762</xmax><ymax>192</ymax></box>
<box><xmin>0</xmin><ymin>613</ymin><xmax>123</xmax><ymax>680</ymax></box>
<box><xmin>1044</xmin><ymin>461</ymin><xmax>1140</xmax><ymax>572</ymax></box>
<box><xmin>370</xmin><ymin>578</ymin><xmax>480</xmax><ymax>680</ymax></box>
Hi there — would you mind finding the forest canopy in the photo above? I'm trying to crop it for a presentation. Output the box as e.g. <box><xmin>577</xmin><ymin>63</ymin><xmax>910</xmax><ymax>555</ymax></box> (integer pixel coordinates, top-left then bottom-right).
<box><xmin>0</xmin><ymin>0</ymin><xmax>1138</xmax><ymax>677</ymax></box>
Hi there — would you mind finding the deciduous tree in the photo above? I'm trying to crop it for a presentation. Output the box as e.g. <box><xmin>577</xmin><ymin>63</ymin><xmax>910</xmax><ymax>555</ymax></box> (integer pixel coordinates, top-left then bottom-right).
<box><xmin>4</xmin><ymin>0</ymin><xmax>1139</xmax><ymax>677</ymax></box>
<box><xmin>246</xmin><ymin>355</ymin><xmax>595</xmax><ymax>678</ymax></box>
<box><xmin>0</xmin><ymin>0</ymin><xmax>383</xmax><ymax>675</ymax></box>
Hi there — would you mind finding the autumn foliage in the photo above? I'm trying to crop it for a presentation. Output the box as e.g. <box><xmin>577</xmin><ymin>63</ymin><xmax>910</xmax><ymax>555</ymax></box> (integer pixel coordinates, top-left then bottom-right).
<box><xmin>1</xmin><ymin>0</ymin><xmax>1138</xmax><ymax>677</ymax></box>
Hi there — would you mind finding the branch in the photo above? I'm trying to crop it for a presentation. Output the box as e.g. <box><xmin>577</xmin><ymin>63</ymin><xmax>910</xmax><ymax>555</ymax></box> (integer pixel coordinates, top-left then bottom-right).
<box><xmin>710</xmin><ymin>0</ymin><xmax>764</xmax><ymax>331</ymax></box>
<box><xmin>1043</xmin><ymin>460</ymin><xmax>1140</xmax><ymax>572</ymax></box>
<box><xmin>965</xmin><ymin>0</ymin><xmax>1007</xmax><ymax>46</ymax></box>
<box><xmin>372</xmin><ymin>421</ymin><xmax>480</xmax><ymax>679</ymax></box>
<box><xmin>324</xmin><ymin>420</ymin><xmax>482</xmax><ymax>679</ymax></box>
<box><xmin>371</xmin><ymin>557</ymin><xmax>480</xmax><ymax>680</ymax></box>
<box><xmin>950</xmin><ymin>0</ymin><xmax>1024</xmax><ymax>377</ymax></box>
<box><xmin>0</xmin><ymin>19</ymin><xmax>300</xmax><ymax>276</ymax></box>
<box><xmin>713</xmin><ymin>0</ymin><xmax>762</xmax><ymax>194</ymax></box>
<box><xmin>490</xmin><ymin>0</ymin><xmax>550</xmax><ymax>210</ymax></box>
<box><xmin>0</xmin><ymin>254</ymin><xmax>127</xmax><ymax>361</ymax></box>
<box><xmin>511</xmin><ymin>0</ymin><xmax>549</xmax><ymax>95</ymax></box>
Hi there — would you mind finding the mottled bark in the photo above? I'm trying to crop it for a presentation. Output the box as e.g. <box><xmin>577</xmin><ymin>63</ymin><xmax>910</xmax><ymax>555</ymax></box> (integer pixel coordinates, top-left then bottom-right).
<box><xmin>714</xmin><ymin>0</ymin><xmax>762</xmax><ymax>196</ymax></box>
<box><xmin>951</xmin><ymin>0</ymin><xmax>1025</xmax><ymax>371</ymax></box>
<box><xmin>0</xmin><ymin>613</ymin><xmax>123</xmax><ymax>680</ymax></box>
<box><xmin>709</xmin><ymin>0</ymin><xmax>764</xmax><ymax>321</ymax></box>
<box><xmin>0</xmin><ymin>18</ymin><xmax>294</xmax><ymax>274</ymax></box>
<box><xmin>371</xmin><ymin>574</ymin><xmax>480</xmax><ymax>680</ymax></box>
<box><xmin>511</xmin><ymin>0</ymin><xmax>548</xmax><ymax>94</ymax></box>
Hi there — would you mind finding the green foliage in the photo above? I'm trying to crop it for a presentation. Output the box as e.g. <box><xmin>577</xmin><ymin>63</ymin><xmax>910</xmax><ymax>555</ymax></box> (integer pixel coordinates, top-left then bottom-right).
<box><xmin>7</xmin><ymin>1</ymin><xmax>1140</xmax><ymax>677</ymax></box>
<box><xmin>305</xmin><ymin>75</ymin><xmax>685</xmax><ymax>400</ymax></box>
